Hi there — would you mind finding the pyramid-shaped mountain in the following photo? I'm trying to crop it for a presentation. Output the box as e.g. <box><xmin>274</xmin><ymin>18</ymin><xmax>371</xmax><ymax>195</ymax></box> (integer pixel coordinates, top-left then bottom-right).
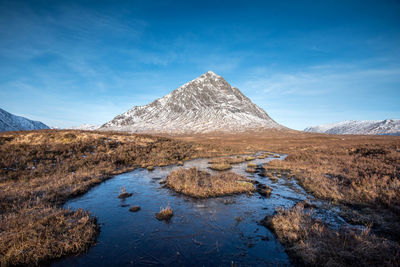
<box><xmin>101</xmin><ymin>71</ymin><xmax>285</xmax><ymax>134</ymax></box>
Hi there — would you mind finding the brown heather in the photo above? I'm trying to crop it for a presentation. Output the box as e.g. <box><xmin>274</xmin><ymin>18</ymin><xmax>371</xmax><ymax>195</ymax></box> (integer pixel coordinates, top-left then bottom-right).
<box><xmin>247</xmin><ymin>163</ymin><xmax>257</xmax><ymax>168</ymax></box>
<box><xmin>263</xmin><ymin>202</ymin><xmax>400</xmax><ymax>266</ymax></box>
<box><xmin>209</xmin><ymin>162</ymin><xmax>232</xmax><ymax>171</ymax></box>
<box><xmin>0</xmin><ymin>207</ymin><xmax>98</xmax><ymax>266</ymax></box>
<box><xmin>0</xmin><ymin>130</ymin><xmax>233</xmax><ymax>266</ymax></box>
<box><xmin>155</xmin><ymin>204</ymin><xmax>174</xmax><ymax>221</ymax></box>
<box><xmin>164</xmin><ymin>168</ymin><xmax>255</xmax><ymax>198</ymax></box>
<box><xmin>177</xmin><ymin>130</ymin><xmax>400</xmax><ymax>263</ymax></box>
<box><xmin>1</xmin><ymin>129</ymin><xmax>399</xmax><ymax>265</ymax></box>
<box><xmin>208</xmin><ymin>156</ymin><xmax>246</xmax><ymax>165</ymax></box>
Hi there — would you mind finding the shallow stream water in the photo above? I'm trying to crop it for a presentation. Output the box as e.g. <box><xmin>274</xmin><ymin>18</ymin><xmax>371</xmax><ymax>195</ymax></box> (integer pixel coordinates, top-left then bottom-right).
<box><xmin>52</xmin><ymin>153</ymin><xmax>335</xmax><ymax>266</ymax></box>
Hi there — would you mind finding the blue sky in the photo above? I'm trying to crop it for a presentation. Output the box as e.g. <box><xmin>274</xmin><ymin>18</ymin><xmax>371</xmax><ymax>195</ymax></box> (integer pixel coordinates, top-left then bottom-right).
<box><xmin>0</xmin><ymin>0</ymin><xmax>399</xmax><ymax>130</ymax></box>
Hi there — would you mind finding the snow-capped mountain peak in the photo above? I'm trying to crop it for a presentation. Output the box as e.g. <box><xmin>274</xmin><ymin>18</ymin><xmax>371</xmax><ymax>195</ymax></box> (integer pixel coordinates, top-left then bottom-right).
<box><xmin>101</xmin><ymin>71</ymin><xmax>285</xmax><ymax>134</ymax></box>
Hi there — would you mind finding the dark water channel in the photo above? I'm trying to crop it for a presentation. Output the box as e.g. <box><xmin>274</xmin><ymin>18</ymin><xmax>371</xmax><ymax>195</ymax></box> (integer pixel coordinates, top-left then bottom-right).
<box><xmin>52</xmin><ymin>153</ymin><xmax>323</xmax><ymax>266</ymax></box>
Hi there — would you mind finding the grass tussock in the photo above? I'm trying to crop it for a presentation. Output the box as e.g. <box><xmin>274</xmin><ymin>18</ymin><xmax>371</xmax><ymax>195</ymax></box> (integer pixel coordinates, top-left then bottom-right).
<box><xmin>155</xmin><ymin>205</ymin><xmax>173</xmax><ymax>221</ymax></box>
<box><xmin>256</xmin><ymin>183</ymin><xmax>272</xmax><ymax>197</ymax></box>
<box><xmin>165</xmin><ymin>168</ymin><xmax>255</xmax><ymax>198</ymax></box>
<box><xmin>129</xmin><ymin>206</ymin><xmax>141</xmax><ymax>212</ymax></box>
<box><xmin>245</xmin><ymin>163</ymin><xmax>258</xmax><ymax>173</ymax></box>
<box><xmin>0</xmin><ymin>130</ymin><xmax>233</xmax><ymax>266</ymax></box>
<box><xmin>0</xmin><ymin>207</ymin><xmax>98</xmax><ymax>266</ymax></box>
<box><xmin>209</xmin><ymin>162</ymin><xmax>232</xmax><ymax>171</ymax></box>
<box><xmin>245</xmin><ymin>167</ymin><xmax>257</xmax><ymax>173</ymax></box>
<box><xmin>208</xmin><ymin>156</ymin><xmax>245</xmax><ymax>165</ymax></box>
<box><xmin>118</xmin><ymin>187</ymin><xmax>132</xmax><ymax>199</ymax></box>
<box><xmin>263</xmin><ymin>202</ymin><xmax>400</xmax><ymax>266</ymax></box>
<box><xmin>261</xmin><ymin>160</ymin><xmax>291</xmax><ymax>180</ymax></box>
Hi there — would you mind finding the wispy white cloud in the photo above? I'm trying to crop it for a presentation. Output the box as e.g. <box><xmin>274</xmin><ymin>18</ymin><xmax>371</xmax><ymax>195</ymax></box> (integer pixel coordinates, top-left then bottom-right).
<box><xmin>239</xmin><ymin>64</ymin><xmax>400</xmax><ymax>97</ymax></box>
<box><xmin>231</xmin><ymin>62</ymin><xmax>400</xmax><ymax>130</ymax></box>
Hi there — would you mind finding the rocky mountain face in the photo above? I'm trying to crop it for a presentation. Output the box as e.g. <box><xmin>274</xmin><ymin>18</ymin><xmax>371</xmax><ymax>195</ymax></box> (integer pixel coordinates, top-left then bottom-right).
<box><xmin>101</xmin><ymin>71</ymin><xmax>285</xmax><ymax>134</ymax></box>
<box><xmin>304</xmin><ymin>119</ymin><xmax>400</xmax><ymax>136</ymax></box>
<box><xmin>0</xmin><ymin>108</ymin><xmax>49</xmax><ymax>132</ymax></box>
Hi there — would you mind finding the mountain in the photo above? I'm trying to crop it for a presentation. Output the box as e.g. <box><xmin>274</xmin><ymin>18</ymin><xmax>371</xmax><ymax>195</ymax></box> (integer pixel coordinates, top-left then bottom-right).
<box><xmin>101</xmin><ymin>71</ymin><xmax>285</xmax><ymax>134</ymax></box>
<box><xmin>0</xmin><ymin>108</ymin><xmax>49</xmax><ymax>132</ymax></box>
<box><xmin>304</xmin><ymin>119</ymin><xmax>400</xmax><ymax>135</ymax></box>
<box><xmin>69</xmin><ymin>124</ymin><xmax>100</xmax><ymax>131</ymax></box>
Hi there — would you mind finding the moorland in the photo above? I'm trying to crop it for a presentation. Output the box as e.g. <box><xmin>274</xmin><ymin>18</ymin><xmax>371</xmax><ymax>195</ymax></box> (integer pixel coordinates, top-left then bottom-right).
<box><xmin>0</xmin><ymin>129</ymin><xmax>399</xmax><ymax>266</ymax></box>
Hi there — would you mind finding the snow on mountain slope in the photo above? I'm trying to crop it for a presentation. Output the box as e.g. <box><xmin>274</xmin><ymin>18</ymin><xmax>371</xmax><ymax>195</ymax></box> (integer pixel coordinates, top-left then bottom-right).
<box><xmin>69</xmin><ymin>124</ymin><xmax>100</xmax><ymax>131</ymax></box>
<box><xmin>304</xmin><ymin>119</ymin><xmax>400</xmax><ymax>135</ymax></box>
<box><xmin>0</xmin><ymin>108</ymin><xmax>49</xmax><ymax>132</ymax></box>
<box><xmin>101</xmin><ymin>71</ymin><xmax>285</xmax><ymax>134</ymax></box>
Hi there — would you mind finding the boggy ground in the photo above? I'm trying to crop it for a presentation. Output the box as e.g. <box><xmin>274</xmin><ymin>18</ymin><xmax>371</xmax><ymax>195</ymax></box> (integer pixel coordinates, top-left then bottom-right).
<box><xmin>1</xmin><ymin>129</ymin><xmax>399</xmax><ymax>266</ymax></box>
<box><xmin>262</xmin><ymin>201</ymin><xmax>400</xmax><ymax>266</ymax></box>
<box><xmin>177</xmin><ymin>130</ymin><xmax>400</xmax><ymax>266</ymax></box>
<box><xmin>0</xmin><ymin>130</ymin><xmax>235</xmax><ymax>266</ymax></box>
<box><xmin>164</xmin><ymin>167</ymin><xmax>255</xmax><ymax>198</ymax></box>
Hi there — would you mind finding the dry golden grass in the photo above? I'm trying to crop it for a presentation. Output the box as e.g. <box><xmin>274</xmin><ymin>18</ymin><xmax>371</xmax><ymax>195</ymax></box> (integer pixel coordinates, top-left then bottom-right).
<box><xmin>262</xmin><ymin>159</ymin><xmax>290</xmax><ymax>171</ymax></box>
<box><xmin>155</xmin><ymin>205</ymin><xmax>173</xmax><ymax>221</ymax></box>
<box><xmin>245</xmin><ymin>167</ymin><xmax>257</xmax><ymax>173</ymax></box>
<box><xmin>263</xmin><ymin>202</ymin><xmax>400</xmax><ymax>266</ymax></box>
<box><xmin>164</xmin><ymin>168</ymin><xmax>255</xmax><ymax>198</ymax></box>
<box><xmin>0</xmin><ymin>130</ymin><xmax>233</xmax><ymax>266</ymax></box>
<box><xmin>260</xmin><ymin>160</ymin><xmax>291</xmax><ymax>180</ymax></box>
<box><xmin>227</xmin><ymin>157</ymin><xmax>246</xmax><ymax>164</ymax></box>
<box><xmin>209</xmin><ymin>162</ymin><xmax>232</xmax><ymax>171</ymax></box>
<box><xmin>208</xmin><ymin>156</ymin><xmax>245</xmax><ymax>165</ymax></box>
<box><xmin>118</xmin><ymin>187</ymin><xmax>133</xmax><ymax>199</ymax></box>
<box><xmin>176</xmin><ymin>130</ymin><xmax>400</xmax><ymax>262</ymax></box>
<box><xmin>178</xmin><ymin>131</ymin><xmax>400</xmax><ymax>207</ymax></box>
<box><xmin>2</xmin><ymin>129</ymin><xmax>399</xmax><ymax>265</ymax></box>
<box><xmin>255</xmin><ymin>182</ymin><xmax>272</xmax><ymax>197</ymax></box>
<box><xmin>0</xmin><ymin>207</ymin><xmax>98</xmax><ymax>266</ymax></box>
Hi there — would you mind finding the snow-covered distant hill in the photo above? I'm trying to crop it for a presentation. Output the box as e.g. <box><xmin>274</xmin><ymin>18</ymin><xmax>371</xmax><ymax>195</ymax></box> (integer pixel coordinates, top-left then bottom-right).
<box><xmin>0</xmin><ymin>108</ymin><xmax>49</xmax><ymax>132</ymax></box>
<box><xmin>69</xmin><ymin>124</ymin><xmax>100</xmax><ymax>131</ymax></box>
<box><xmin>304</xmin><ymin>119</ymin><xmax>400</xmax><ymax>135</ymax></box>
<box><xmin>101</xmin><ymin>71</ymin><xmax>285</xmax><ymax>134</ymax></box>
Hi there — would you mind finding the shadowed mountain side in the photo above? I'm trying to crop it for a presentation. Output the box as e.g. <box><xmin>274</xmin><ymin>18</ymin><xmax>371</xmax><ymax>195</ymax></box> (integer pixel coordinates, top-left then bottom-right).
<box><xmin>0</xmin><ymin>108</ymin><xmax>49</xmax><ymax>132</ymax></box>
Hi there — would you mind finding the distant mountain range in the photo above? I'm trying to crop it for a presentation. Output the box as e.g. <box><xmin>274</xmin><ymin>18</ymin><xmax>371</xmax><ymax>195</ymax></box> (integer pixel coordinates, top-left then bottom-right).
<box><xmin>69</xmin><ymin>124</ymin><xmax>100</xmax><ymax>131</ymax></box>
<box><xmin>3</xmin><ymin>72</ymin><xmax>398</xmax><ymax>137</ymax></box>
<box><xmin>0</xmin><ymin>108</ymin><xmax>49</xmax><ymax>132</ymax></box>
<box><xmin>100</xmin><ymin>71</ymin><xmax>285</xmax><ymax>134</ymax></box>
<box><xmin>304</xmin><ymin>119</ymin><xmax>400</xmax><ymax>135</ymax></box>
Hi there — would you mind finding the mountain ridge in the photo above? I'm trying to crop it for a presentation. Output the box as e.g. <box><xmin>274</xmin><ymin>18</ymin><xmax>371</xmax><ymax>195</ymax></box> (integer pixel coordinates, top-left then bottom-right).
<box><xmin>100</xmin><ymin>71</ymin><xmax>285</xmax><ymax>134</ymax></box>
<box><xmin>0</xmin><ymin>108</ymin><xmax>49</xmax><ymax>132</ymax></box>
<box><xmin>304</xmin><ymin>119</ymin><xmax>400</xmax><ymax>135</ymax></box>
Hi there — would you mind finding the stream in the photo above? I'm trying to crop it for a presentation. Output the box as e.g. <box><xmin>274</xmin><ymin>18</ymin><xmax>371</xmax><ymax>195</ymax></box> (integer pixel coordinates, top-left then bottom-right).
<box><xmin>52</xmin><ymin>153</ymin><xmax>345</xmax><ymax>266</ymax></box>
